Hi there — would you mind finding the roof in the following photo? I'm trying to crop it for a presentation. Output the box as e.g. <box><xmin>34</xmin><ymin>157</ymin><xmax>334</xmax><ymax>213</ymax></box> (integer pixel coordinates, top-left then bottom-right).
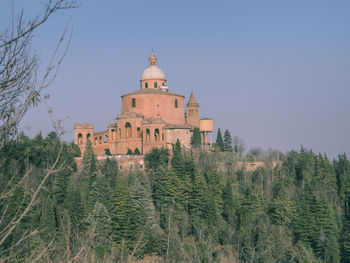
<box><xmin>141</xmin><ymin>52</ymin><xmax>166</xmax><ymax>80</ymax></box>
<box><xmin>141</xmin><ymin>65</ymin><xmax>166</xmax><ymax>80</ymax></box>
<box><xmin>187</xmin><ymin>91</ymin><xmax>199</xmax><ymax>107</ymax></box>
<box><xmin>117</xmin><ymin>111</ymin><xmax>143</xmax><ymax>119</ymax></box>
<box><xmin>164</xmin><ymin>123</ymin><xmax>194</xmax><ymax>130</ymax></box>
<box><xmin>121</xmin><ymin>88</ymin><xmax>184</xmax><ymax>98</ymax></box>
<box><xmin>142</xmin><ymin>118</ymin><xmax>166</xmax><ymax>125</ymax></box>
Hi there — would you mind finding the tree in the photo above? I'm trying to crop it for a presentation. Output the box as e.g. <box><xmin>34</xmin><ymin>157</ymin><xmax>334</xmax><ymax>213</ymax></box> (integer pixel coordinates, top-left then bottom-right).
<box><xmin>145</xmin><ymin>147</ymin><xmax>170</xmax><ymax>171</ymax></box>
<box><xmin>0</xmin><ymin>0</ymin><xmax>75</xmax><ymax>148</ymax></box>
<box><xmin>233</xmin><ymin>136</ymin><xmax>245</xmax><ymax>156</ymax></box>
<box><xmin>215</xmin><ymin>128</ymin><xmax>224</xmax><ymax>151</ymax></box>
<box><xmin>223</xmin><ymin>129</ymin><xmax>233</xmax><ymax>152</ymax></box>
<box><xmin>191</xmin><ymin>127</ymin><xmax>201</xmax><ymax>148</ymax></box>
<box><xmin>104</xmin><ymin>148</ymin><xmax>111</xmax><ymax>156</ymax></box>
<box><xmin>134</xmin><ymin>148</ymin><xmax>140</xmax><ymax>155</ymax></box>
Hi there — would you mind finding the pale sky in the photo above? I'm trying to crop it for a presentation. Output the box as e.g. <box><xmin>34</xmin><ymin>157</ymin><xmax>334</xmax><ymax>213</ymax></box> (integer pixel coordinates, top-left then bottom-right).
<box><xmin>1</xmin><ymin>0</ymin><xmax>349</xmax><ymax>158</ymax></box>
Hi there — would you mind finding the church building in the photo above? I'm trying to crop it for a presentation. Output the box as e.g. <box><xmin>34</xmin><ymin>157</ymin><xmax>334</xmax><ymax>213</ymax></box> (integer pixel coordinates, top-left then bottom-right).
<box><xmin>74</xmin><ymin>53</ymin><xmax>213</xmax><ymax>157</ymax></box>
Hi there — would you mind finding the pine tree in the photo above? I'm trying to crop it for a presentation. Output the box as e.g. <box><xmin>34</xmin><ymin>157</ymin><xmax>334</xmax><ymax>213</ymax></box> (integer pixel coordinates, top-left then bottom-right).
<box><xmin>222</xmin><ymin>179</ymin><xmax>235</xmax><ymax>224</ymax></box>
<box><xmin>101</xmin><ymin>157</ymin><xmax>118</xmax><ymax>188</ymax></box>
<box><xmin>215</xmin><ymin>128</ymin><xmax>224</xmax><ymax>151</ymax></box>
<box><xmin>65</xmin><ymin>182</ymin><xmax>84</xmax><ymax>227</ymax></box>
<box><xmin>114</xmin><ymin>176</ymin><xmax>134</xmax><ymax>248</ymax></box>
<box><xmin>129</xmin><ymin>175</ymin><xmax>165</xmax><ymax>254</ymax></box>
<box><xmin>39</xmin><ymin>196</ymin><xmax>57</xmax><ymax>242</ymax></box>
<box><xmin>191</xmin><ymin>127</ymin><xmax>201</xmax><ymax>148</ymax></box>
<box><xmin>86</xmin><ymin>201</ymin><xmax>113</xmax><ymax>259</ymax></box>
<box><xmin>223</xmin><ymin>129</ymin><xmax>233</xmax><ymax>152</ymax></box>
<box><xmin>145</xmin><ymin>147</ymin><xmax>169</xmax><ymax>171</ymax></box>
<box><xmin>82</xmin><ymin>140</ymin><xmax>97</xmax><ymax>175</ymax></box>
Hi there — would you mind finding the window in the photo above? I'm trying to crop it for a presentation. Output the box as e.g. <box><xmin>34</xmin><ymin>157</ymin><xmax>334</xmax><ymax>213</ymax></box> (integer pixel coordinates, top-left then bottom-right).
<box><xmin>104</xmin><ymin>135</ymin><xmax>108</xmax><ymax>143</ymax></box>
<box><xmin>87</xmin><ymin>133</ymin><xmax>91</xmax><ymax>140</ymax></box>
<box><xmin>94</xmin><ymin>137</ymin><xmax>97</xmax><ymax>145</ymax></box>
<box><xmin>132</xmin><ymin>98</ymin><xmax>136</xmax><ymax>108</ymax></box>
<box><xmin>162</xmin><ymin>82</ymin><xmax>165</xmax><ymax>86</ymax></box>
<box><xmin>78</xmin><ymin>133</ymin><xmax>83</xmax><ymax>145</ymax></box>
<box><xmin>145</xmin><ymin>82</ymin><xmax>148</xmax><ymax>89</ymax></box>
<box><xmin>154</xmin><ymin>82</ymin><xmax>157</xmax><ymax>88</ymax></box>
<box><xmin>154</xmin><ymin>128</ymin><xmax>160</xmax><ymax>141</ymax></box>
<box><xmin>125</xmin><ymin>122</ymin><xmax>132</xmax><ymax>138</ymax></box>
<box><xmin>175</xmin><ymin>99</ymin><xmax>178</xmax><ymax>108</ymax></box>
<box><xmin>129</xmin><ymin>163</ymin><xmax>134</xmax><ymax>170</ymax></box>
<box><xmin>137</xmin><ymin>127</ymin><xmax>141</xmax><ymax>138</ymax></box>
<box><xmin>140</xmin><ymin>164</ymin><xmax>144</xmax><ymax>170</ymax></box>
<box><xmin>111</xmin><ymin>129</ymin><xmax>115</xmax><ymax>140</ymax></box>
<box><xmin>146</xmin><ymin>129</ymin><xmax>150</xmax><ymax>142</ymax></box>
<box><xmin>119</xmin><ymin>165</ymin><xmax>123</xmax><ymax>170</ymax></box>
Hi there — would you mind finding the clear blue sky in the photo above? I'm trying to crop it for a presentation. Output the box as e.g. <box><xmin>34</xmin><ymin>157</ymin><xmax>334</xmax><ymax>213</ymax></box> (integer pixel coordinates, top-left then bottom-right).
<box><xmin>1</xmin><ymin>0</ymin><xmax>349</xmax><ymax>158</ymax></box>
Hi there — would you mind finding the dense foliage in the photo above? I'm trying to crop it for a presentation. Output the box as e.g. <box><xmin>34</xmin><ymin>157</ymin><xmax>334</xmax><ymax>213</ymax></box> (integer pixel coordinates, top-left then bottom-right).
<box><xmin>1</xmin><ymin>133</ymin><xmax>349</xmax><ymax>262</ymax></box>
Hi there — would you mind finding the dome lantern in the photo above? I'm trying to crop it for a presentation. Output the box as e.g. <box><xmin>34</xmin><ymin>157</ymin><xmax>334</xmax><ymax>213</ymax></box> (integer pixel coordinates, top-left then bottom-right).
<box><xmin>140</xmin><ymin>52</ymin><xmax>167</xmax><ymax>90</ymax></box>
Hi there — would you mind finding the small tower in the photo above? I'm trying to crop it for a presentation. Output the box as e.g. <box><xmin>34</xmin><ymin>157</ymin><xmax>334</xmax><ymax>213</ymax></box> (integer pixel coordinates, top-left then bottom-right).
<box><xmin>74</xmin><ymin>123</ymin><xmax>94</xmax><ymax>156</ymax></box>
<box><xmin>186</xmin><ymin>91</ymin><xmax>200</xmax><ymax>128</ymax></box>
<box><xmin>200</xmin><ymin>118</ymin><xmax>213</xmax><ymax>150</ymax></box>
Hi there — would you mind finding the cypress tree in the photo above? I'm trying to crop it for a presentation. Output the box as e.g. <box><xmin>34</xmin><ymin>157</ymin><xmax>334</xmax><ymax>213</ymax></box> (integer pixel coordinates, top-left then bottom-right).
<box><xmin>215</xmin><ymin>128</ymin><xmax>224</xmax><ymax>151</ymax></box>
<box><xmin>191</xmin><ymin>127</ymin><xmax>201</xmax><ymax>148</ymax></box>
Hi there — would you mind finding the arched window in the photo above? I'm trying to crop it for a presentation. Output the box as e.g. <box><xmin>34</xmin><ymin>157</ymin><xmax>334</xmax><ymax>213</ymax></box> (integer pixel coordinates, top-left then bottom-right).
<box><xmin>145</xmin><ymin>82</ymin><xmax>148</xmax><ymax>89</ymax></box>
<box><xmin>104</xmin><ymin>135</ymin><xmax>108</xmax><ymax>143</ymax></box>
<box><xmin>125</xmin><ymin>122</ymin><xmax>132</xmax><ymax>138</ymax></box>
<box><xmin>99</xmin><ymin>136</ymin><xmax>102</xmax><ymax>144</ymax></box>
<box><xmin>111</xmin><ymin>129</ymin><xmax>115</xmax><ymax>140</ymax></box>
<box><xmin>87</xmin><ymin>133</ymin><xmax>91</xmax><ymax>140</ymax></box>
<box><xmin>94</xmin><ymin>137</ymin><xmax>97</xmax><ymax>145</ymax></box>
<box><xmin>78</xmin><ymin>133</ymin><xmax>83</xmax><ymax>145</ymax></box>
<box><xmin>146</xmin><ymin>129</ymin><xmax>150</xmax><ymax>142</ymax></box>
<box><xmin>129</xmin><ymin>163</ymin><xmax>134</xmax><ymax>170</ymax></box>
<box><xmin>154</xmin><ymin>128</ymin><xmax>160</xmax><ymax>142</ymax></box>
<box><xmin>137</xmin><ymin>127</ymin><xmax>141</xmax><ymax>138</ymax></box>
<box><xmin>175</xmin><ymin>99</ymin><xmax>178</xmax><ymax>108</ymax></box>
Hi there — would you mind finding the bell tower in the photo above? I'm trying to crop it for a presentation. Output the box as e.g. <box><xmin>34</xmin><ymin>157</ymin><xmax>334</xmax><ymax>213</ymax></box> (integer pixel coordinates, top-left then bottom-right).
<box><xmin>186</xmin><ymin>91</ymin><xmax>200</xmax><ymax>128</ymax></box>
<box><xmin>74</xmin><ymin>123</ymin><xmax>94</xmax><ymax>156</ymax></box>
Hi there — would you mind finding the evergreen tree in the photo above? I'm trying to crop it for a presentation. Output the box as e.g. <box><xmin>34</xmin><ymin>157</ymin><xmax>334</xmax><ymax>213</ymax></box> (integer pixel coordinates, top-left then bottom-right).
<box><xmin>86</xmin><ymin>201</ymin><xmax>113</xmax><ymax>259</ymax></box>
<box><xmin>82</xmin><ymin>140</ymin><xmax>97</xmax><ymax>175</ymax></box>
<box><xmin>215</xmin><ymin>128</ymin><xmax>224</xmax><ymax>151</ymax></box>
<box><xmin>222</xmin><ymin>179</ymin><xmax>235</xmax><ymax>224</ymax></box>
<box><xmin>101</xmin><ymin>157</ymin><xmax>118</xmax><ymax>188</ymax></box>
<box><xmin>134</xmin><ymin>148</ymin><xmax>140</xmax><ymax>155</ymax></box>
<box><xmin>223</xmin><ymin>129</ymin><xmax>233</xmax><ymax>152</ymax></box>
<box><xmin>171</xmin><ymin>139</ymin><xmax>185</xmax><ymax>179</ymax></box>
<box><xmin>145</xmin><ymin>147</ymin><xmax>169</xmax><ymax>171</ymax></box>
<box><xmin>191</xmin><ymin>127</ymin><xmax>201</xmax><ymax>148</ymax></box>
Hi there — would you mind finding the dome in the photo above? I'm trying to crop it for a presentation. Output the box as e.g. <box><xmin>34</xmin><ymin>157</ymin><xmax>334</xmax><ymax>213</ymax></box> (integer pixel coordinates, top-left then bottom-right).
<box><xmin>140</xmin><ymin>52</ymin><xmax>166</xmax><ymax>80</ymax></box>
<box><xmin>141</xmin><ymin>65</ymin><xmax>166</xmax><ymax>80</ymax></box>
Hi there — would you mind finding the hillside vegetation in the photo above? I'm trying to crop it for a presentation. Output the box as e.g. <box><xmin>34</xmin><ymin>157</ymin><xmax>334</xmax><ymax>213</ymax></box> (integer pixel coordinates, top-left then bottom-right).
<box><xmin>1</xmin><ymin>132</ymin><xmax>350</xmax><ymax>263</ymax></box>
